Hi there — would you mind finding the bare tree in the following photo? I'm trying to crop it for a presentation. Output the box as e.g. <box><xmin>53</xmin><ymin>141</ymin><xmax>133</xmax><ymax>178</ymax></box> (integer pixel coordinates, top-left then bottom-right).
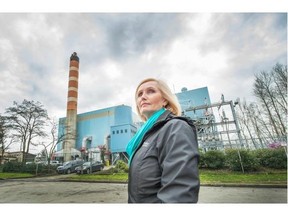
<box><xmin>252</xmin><ymin>63</ymin><xmax>287</xmax><ymax>144</ymax></box>
<box><xmin>38</xmin><ymin>118</ymin><xmax>76</xmax><ymax>164</ymax></box>
<box><xmin>42</xmin><ymin>118</ymin><xmax>59</xmax><ymax>164</ymax></box>
<box><xmin>0</xmin><ymin>114</ymin><xmax>17</xmax><ymax>164</ymax></box>
<box><xmin>253</xmin><ymin>71</ymin><xmax>284</xmax><ymax>136</ymax></box>
<box><xmin>254</xmin><ymin>104</ymin><xmax>276</xmax><ymax>142</ymax></box>
<box><xmin>5</xmin><ymin>100</ymin><xmax>49</xmax><ymax>163</ymax></box>
<box><xmin>236</xmin><ymin>99</ymin><xmax>258</xmax><ymax>149</ymax></box>
<box><xmin>272</xmin><ymin>63</ymin><xmax>287</xmax><ymax>112</ymax></box>
<box><xmin>247</xmin><ymin>103</ymin><xmax>269</xmax><ymax>148</ymax></box>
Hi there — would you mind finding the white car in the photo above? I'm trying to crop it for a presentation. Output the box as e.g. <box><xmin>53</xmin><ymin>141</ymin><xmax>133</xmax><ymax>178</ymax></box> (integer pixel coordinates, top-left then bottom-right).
<box><xmin>50</xmin><ymin>160</ymin><xmax>61</xmax><ymax>166</ymax></box>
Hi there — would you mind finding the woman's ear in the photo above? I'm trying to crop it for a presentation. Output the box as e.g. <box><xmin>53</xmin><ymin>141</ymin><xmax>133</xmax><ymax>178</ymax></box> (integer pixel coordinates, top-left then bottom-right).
<box><xmin>162</xmin><ymin>99</ymin><xmax>168</xmax><ymax>107</ymax></box>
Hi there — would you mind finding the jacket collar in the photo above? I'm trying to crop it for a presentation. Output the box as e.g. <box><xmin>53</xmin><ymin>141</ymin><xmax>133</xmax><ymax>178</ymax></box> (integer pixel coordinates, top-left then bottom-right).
<box><xmin>155</xmin><ymin>110</ymin><xmax>197</xmax><ymax>132</ymax></box>
<box><xmin>156</xmin><ymin>110</ymin><xmax>173</xmax><ymax>122</ymax></box>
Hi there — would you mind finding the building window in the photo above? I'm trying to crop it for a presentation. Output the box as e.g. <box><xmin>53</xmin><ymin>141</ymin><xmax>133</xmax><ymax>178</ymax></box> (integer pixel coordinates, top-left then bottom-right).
<box><xmin>113</xmin><ymin>131</ymin><xmax>115</xmax><ymax>134</ymax></box>
<box><xmin>125</xmin><ymin>129</ymin><xmax>127</xmax><ymax>133</ymax></box>
<box><xmin>121</xmin><ymin>130</ymin><xmax>123</xmax><ymax>133</ymax></box>
<box><xmin>117</xmin><ymin>130</ymin><xmax>119</xmax><ymax>134</ymax></box>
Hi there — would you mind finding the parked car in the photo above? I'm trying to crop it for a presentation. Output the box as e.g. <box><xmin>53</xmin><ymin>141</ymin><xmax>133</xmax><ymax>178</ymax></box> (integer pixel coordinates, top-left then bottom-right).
<box><xmin>49</xmin><ymin>160</ymin><xmax>62</xmax><ymax>166</ymax></box>
<box><xmin>75</xmin><ymin>161</ymin><xmax>104</xmax><ymax>174</ymax></box>
<box><xmin>25</xmin><ymin>162</ymin><xmax>34</xmax><ymax>165</ymax></box>
<box><xmin>36</xmin><ymin>161</ymin><xmax>46</xmax><ymax>165</ymax></box>
<box><xmin>56</xmin><ymin>160</ymin><xmax>84</xmax><ymax>174</ymax></box>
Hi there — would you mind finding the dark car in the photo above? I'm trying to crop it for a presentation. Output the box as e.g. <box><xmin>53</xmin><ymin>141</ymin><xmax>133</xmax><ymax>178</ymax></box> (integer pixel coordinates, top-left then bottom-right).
<box><xmin>56</xmin><ymin>159</ymin><xmax>84</xmax><ymax>174</ymax></box>
<box><xmin>75</xmin><ymin>161</ymin><xmax>104</xmax><ymax>174</ymax></box>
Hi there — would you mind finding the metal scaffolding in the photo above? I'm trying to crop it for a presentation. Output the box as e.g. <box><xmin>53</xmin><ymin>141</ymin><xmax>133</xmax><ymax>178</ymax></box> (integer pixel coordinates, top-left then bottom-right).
<box><xmin>184</xmin><ymin>99</ymin><xmax>245</xmax><ymax>151</ymax></box>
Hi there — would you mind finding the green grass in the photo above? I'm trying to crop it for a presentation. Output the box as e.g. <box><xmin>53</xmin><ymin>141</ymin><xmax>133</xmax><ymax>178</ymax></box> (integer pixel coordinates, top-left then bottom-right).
<box><xmin>69</xmin><ymin>173</ymin><xmax>128</xmax><ymax>182</ymax></box>
<box><xmin>0</xmin><ymin>169</ymin><xmax>286</xmax><ymax>186</ymax></box>
<box><xmin>199</xmin><ymin>169</ymin><xmax>287</xmax><ymax>185</ymax></box>
<box><xmin>65</xmin><ymin>169</ymin><xmax>287</xmax><ymax>185</ymax></box>
<box><xmin>0</xmin><ymin>172</ymin><xmax>34</xmax><ymax>179</ymax></box>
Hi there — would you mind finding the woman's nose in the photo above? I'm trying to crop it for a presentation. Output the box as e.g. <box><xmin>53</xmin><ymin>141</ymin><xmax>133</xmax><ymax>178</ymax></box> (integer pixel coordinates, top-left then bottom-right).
<box><xmin>140</xmin><ymin>92</ymin><xmax>147</xmax><ymax>100</ymax></box>
<box><xmin>138</xmin><ymin>94</ymin><xmax>147</xmax><ymax>105</ymax></box>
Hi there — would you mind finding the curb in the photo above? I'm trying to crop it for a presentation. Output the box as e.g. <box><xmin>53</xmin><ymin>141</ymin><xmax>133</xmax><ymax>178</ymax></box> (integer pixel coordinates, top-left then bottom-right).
<box><xmin>1</xmin><ymin>178</ymin><xmax>286</xmax><ymax>188</ymax></box>
<box><xmin>56</xmin><ymin>179</ymin><xmax>287</xmax><ymax>188</ymax></box>
<box><xmin>200</xmin><ymin>183</ymin><xmax>287</xmax><ymax>188</ymax></box>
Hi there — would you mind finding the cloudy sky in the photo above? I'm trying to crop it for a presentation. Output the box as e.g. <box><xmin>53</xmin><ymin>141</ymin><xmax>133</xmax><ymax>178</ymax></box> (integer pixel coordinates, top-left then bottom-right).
<box><xmin>0</xmin><ymin>12</ymin><xmax>287</xmax><ymax>121</ymax></box>
<box><xmin>0</xmin><ymin>2</ymin><xmax>287</xmax><ymax>212</ymax></box>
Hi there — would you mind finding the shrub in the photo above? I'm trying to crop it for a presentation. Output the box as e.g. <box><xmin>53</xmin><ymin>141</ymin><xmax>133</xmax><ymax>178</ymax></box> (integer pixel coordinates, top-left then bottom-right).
<box><xmin>253</xmin><ymin>148</ymin><xmax>287</xmax><ymax>169</ymax></box>
<box><xmin>198</xmin><ymin>148</ymin><xmax>206</xmax><ymax>168</ymax></box>
<box><xmin>115</xmin><ymin>160</ymin><xmax>129</xmax><ymax>173</ymax></box>
<box><xmin>224</xmin><ymin>149</ymin><xmax>260</xmax><ymax>172</ymax></box>
<box><xmin>199</xmin><ymin>150</ymin><xmax>225</xmax><ymax>169</ymax></box>
<box><xmin>2</xmin><ymin>162</ymin><xmax>57</xmax><ymax>175</ymax></box>
<box><xmin>97</xmin><ymin>160</ymin><xmax>129</xmax><ymax>174</ymax></box>
<box><xmin>2</xmin><ymin>162</ymin><xmax>24</xmax><ymax>173</ymax></box>
<box><xmin>98</xmin><ymin>167</ymin><xmax>120</xmax><ymax>174</ymax></box>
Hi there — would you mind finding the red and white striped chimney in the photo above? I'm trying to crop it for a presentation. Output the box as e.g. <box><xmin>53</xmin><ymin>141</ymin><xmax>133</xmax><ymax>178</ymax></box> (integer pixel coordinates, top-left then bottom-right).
<box><xmin>64</xmin><ymin>52</ymin><xmax>79</xmax><ymax>162</ymax></box>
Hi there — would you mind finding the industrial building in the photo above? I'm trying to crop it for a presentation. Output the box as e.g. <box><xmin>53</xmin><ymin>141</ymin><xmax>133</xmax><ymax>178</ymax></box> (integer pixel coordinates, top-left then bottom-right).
<box><xmin>55</xmin><ymin>104</ymin><xmax>139</xmax><ymax>164</ymax></box>
<box><xmin>178</xmin><ymin>87</ymin><xmax>244</xmax><ymax>150</ymax></box>
<box><xmin>53</xmin><ymin>52</ymin><xmax>140</xmax><ymax>164</ymax></box>
<box><xmin>176</xmin><ymin>86</ymin><xmax>211</xmax><ymax>119</ymax></box>
<box><xmin>55</xmin><ymin>87</ymin><xmax>215</xmax><ymax>164</ymax></box>
<box><xmin>54</xmin><ymin>52</ymin><xmax>243</xmax><ymax>164</ymax></box>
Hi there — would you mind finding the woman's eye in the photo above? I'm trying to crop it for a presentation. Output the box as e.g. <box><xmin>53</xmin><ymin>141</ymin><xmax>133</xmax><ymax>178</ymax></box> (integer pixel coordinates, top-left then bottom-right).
<box><xmin>137</xmin><ymin>92</ymin><xmax>143</xmax><ymax>97</ymax></box>
<box><xmin>147</xmin><ymin>89</ymin><xmax>155</xmax><ymax>94</ymax></box>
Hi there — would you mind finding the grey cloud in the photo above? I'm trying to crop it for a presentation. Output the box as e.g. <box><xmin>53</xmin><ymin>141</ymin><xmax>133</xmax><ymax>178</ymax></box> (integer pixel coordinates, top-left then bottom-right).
<box><xmin>0</xmin><ymin>13</ymin><xmax>286</xmax><ymax>120</ymax></box>
<box><xmin>93</xmin><ymin>13</ymin><xmax>188</xmax><ymax>59</ymax></box>
<box><xmin>200</xmin><ymin>13</ymin><xmax>286</xmax><ymax>53</ymax></box>
<box><xmin>200</xmin><ymin>13</ymin><xmax>287</xmax><ymax>76</ymax></box>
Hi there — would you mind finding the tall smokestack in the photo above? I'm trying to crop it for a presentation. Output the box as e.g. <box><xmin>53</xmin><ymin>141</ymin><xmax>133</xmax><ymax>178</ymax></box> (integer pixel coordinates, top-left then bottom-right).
<box><xmin>64</xmin><ymin>52</ymin><xmax>79</xmax><ymax>162</ymax></box>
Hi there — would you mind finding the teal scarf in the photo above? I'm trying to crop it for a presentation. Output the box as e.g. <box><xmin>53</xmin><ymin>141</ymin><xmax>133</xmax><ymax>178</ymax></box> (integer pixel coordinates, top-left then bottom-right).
<box><xmin>126</xmin><ymin>108</ymin><xmax>166</xmax><ymax>165</ymax></box>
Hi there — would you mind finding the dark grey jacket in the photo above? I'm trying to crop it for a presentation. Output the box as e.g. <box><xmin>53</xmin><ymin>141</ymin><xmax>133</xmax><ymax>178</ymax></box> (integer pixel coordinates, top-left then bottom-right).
<box><xmin>128</xmin><ymin>111</ymin><xmax>200</xmax><ymax>203</ymax></box>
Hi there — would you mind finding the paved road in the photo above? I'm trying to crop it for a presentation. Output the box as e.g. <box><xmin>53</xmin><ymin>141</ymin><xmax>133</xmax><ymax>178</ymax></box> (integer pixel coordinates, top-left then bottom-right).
<box><xmin>0</xmin><ymin>175</ymin><xmax>286</xmax><ymax>203</ymax></box>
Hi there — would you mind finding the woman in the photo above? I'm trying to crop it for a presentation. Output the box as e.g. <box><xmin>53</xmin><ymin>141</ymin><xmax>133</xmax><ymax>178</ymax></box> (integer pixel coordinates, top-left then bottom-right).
<box><xmin>126</xmin><ymin>78</ymin><xmax>200</xmax><ymax>203</ymax></box>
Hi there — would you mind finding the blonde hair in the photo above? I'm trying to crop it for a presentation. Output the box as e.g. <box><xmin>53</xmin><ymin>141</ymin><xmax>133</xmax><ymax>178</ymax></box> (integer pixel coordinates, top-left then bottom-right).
<box><xmin>135</xmin><ymin>78</ymin><xmax>182</xmax><ymax>121</ymax></box>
